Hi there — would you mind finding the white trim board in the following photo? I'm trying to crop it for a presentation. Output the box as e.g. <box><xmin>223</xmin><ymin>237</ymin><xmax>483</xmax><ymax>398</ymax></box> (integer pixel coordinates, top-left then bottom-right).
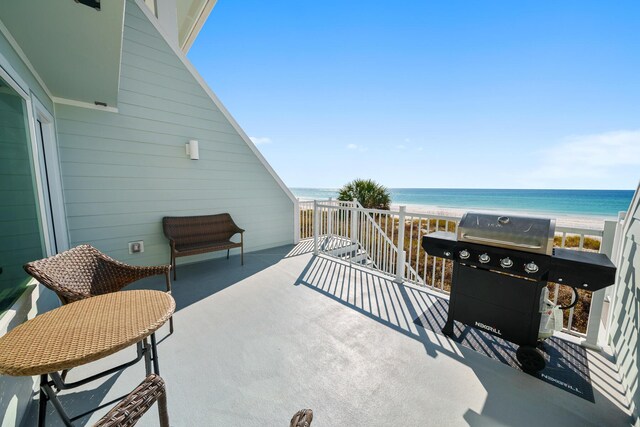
<box><xmin>132</xmin><ymin>0</ymin><xmax>297</xmax><ymax>205</ymax></box>
<box><xmin>0</xmin><ymin>17</ymin><xmax>54</xmax><ymax>100</ymax></box>
<box><xmin>0</xmin><ymin>50</ymin><xmax>29</xmax><ymax>99</ymax></box>
<box><xmin>52</xmin><ymin>97</ymin><xmax>119</xmax><ymax>113</ymax></box>
<box><xmin>181</xmin><ymin>0</ymin><xmax>217</xmax><ymax>53</ymax></box>
<box><xmin>33</xmin><ymin>96</ymin><xmax>71</xmax><ymax>252</ymax></box>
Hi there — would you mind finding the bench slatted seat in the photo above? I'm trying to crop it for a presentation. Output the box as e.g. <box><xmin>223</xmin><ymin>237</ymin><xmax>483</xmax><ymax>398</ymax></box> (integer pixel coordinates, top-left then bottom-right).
<box><xmin>162</xmin><ymin>213</ymin><xmax>244</xmax><ymax>280</ymax></box>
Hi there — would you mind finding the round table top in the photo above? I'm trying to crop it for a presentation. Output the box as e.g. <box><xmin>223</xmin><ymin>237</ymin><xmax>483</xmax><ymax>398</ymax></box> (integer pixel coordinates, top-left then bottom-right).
<box><xmin>0</xmin><ymin>290</ymin><xmax>175</xmax><ymax>376</ymax></box>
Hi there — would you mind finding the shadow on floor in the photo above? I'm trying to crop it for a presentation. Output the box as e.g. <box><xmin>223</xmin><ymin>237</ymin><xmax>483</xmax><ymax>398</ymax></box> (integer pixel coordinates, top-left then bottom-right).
<box><xmin>295</xmin><ymin>254</ymin><xmax>633</xmax><ymax>426</ymax></box>
<box><xmin>126</xmin><ymin>244</ymin><xmax>300</xmax><ymax>313</ymax></box>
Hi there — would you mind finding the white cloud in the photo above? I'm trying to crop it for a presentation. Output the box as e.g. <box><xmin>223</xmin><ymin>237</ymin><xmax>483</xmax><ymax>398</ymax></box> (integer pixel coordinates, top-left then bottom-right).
<box><xmin>346</xmin><ymin>143</ymin><xmax>367</xmax><ymax>152</ymax></box>
<box><xmin>249</xmin><ymin>136</ymin><xmax>272</xmax><ymax>145</ymax></box>
<box><xmin>396</xmin><ymin>144</ymin><xmax>406</xmax><ymax>150</ymax></box>
<box><xmin>524</xmin><ymin>129</ymin><xmax>640</xmax><ymax>185</ymax></box>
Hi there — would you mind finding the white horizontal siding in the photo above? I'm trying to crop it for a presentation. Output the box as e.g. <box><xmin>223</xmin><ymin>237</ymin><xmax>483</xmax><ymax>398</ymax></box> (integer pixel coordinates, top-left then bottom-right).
<box><xmin>55</xmin><ymin>0</ymin><xmax>294</xmax><ymax>266</ymax></box>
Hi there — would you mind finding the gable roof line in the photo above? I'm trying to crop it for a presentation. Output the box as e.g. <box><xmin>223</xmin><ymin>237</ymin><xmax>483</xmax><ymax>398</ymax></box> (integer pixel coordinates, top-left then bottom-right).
<box><xmin>132</xmin><ymin>0</ymin><xmax>297</xmax><ymax>205</ymax></box>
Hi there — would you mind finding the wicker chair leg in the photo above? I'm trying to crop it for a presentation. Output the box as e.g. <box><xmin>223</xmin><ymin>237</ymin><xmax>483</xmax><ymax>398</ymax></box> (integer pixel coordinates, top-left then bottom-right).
<box><xmin>241</xmin><ymin>245</ymin><xmax>244</xmax><ymax>265</ymax></box>
<box><xmin>290</xmin><ymin>409</ymin><xmax>313</xmax><ymax>427</ymax></box>
<box><xmin>168</xmin><ymin>316</ymin><xmax>174</xmax><ymax>334</ymax></box>
<box><xmin>157</xmin><ymin>386</ymin><xmax>170</xmax><ymax>427</ymax></box>
<box><xmin>227</xmin><ymin>249</ymin><xmax>230</xmax><ymax>259</ymax></box>
<box><xmin>172</xmin><ymin>254</ymin><xmax>177</xmax><ymax>281</ymax></box>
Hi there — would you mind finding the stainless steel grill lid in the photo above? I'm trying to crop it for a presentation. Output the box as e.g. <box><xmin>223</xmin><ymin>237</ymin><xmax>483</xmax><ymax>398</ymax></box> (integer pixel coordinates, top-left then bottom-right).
<box><xmin>457</xmin><ymin>212</ymin><xmax>556</xmax><ymax>256</ymax></box>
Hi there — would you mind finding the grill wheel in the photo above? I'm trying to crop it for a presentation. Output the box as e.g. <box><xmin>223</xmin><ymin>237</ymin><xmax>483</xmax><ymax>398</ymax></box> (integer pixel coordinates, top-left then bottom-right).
<box><xmin>516</xmin><ymin>345</ymin><xmax>546</xmax><ymax>373</ymax></box>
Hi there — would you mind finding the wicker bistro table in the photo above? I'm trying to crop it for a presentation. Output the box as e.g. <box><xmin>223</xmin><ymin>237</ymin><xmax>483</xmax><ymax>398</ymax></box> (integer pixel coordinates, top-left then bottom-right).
<box><xmin>0</xmin><ymin>290</ymin><xmax>175</xmax><ymax>426</ymax></box>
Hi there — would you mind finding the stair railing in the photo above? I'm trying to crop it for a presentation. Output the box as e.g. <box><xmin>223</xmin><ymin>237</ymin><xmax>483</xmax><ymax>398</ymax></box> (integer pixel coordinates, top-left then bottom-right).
<box><xmin>312</xmin><ymin>200</ymin><xmax>423</xmax><ymax>283</ymax></box>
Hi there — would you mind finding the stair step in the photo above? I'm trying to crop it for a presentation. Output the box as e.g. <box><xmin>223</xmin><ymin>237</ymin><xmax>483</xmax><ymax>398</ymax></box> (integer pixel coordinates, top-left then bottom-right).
<box><xmin>326</xmin><ymin>242</ymin><xmax>359</xmax><ymax>256</ymax></box>
<box><xmin>342</xmin><ymin>249</ymin><xmax>369</xmax><ymax>263</ymax></box>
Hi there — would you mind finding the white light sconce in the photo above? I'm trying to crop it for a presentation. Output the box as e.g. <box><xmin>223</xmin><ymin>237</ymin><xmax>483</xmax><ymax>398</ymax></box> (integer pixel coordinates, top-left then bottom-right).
<box><xmin>185</xmin><ymin>140</ymin><xmax>199</xmax><ymax>160</ymax></box>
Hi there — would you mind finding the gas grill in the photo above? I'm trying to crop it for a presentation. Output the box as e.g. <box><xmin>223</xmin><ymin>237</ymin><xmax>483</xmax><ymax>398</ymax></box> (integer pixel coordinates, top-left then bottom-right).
<box><xmin>422</xmin><ymin>212</ymin><xmax>617</xmax><ymax>372</ymax></box>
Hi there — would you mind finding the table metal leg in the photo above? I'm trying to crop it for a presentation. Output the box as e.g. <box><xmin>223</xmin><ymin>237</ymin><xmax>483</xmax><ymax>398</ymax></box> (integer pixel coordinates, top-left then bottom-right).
<box><xmin>38</xmin><ymin>339</ymin><xmax>153</xmax><ymax>426</ymax></box>
<box><xmin>41</xmin><ymin>376</ymin><xmax>73</xmax><ymax>426</ymax></box>
<box><xmin>150</xmin><ymin>332</ymin><xmax>160</xmax><ymax>375</ymax></box>
<box><xmin>144</xmin><ymin>337</ymin><xmax>152</xmax><ymax>376</ymax></box>
<box><xmin>38</xmin><ymin>375</ymin><xmax>47</xmax><ymax>427</ymax></box>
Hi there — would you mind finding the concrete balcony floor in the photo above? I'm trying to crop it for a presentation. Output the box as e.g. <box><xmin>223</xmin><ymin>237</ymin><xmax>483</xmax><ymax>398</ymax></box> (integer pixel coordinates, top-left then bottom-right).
<box><xmin>22</xmin><ymin>241</ymin><xmax>632</xmax><ymax>426</ymax></box>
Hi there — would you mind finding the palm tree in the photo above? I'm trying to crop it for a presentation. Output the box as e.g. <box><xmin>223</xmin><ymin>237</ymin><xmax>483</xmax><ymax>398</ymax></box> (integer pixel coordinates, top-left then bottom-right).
<box><xmin>337</xmin><ymin>179</ymin><xmax>391</xmax><ymax>210</ymax></box>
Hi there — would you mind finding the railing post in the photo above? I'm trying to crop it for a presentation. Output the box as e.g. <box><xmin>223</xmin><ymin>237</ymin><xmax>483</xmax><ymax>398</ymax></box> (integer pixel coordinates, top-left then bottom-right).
<box><xmin>293</xmin><ymin>198</ymin><xmax>300</xmax><ymax>244</ymax></box>
<box><xmin>581</xmin><ymin>219</ymin><xmax>618</xmax><ymax>350</ymax></box>
<box><xmin>327</xmin><ymin>197</ymin><xmax>333</xmax><ymax>237</ymax></box>
<box><xmin>351</xmin><ymin>198</ymin><xmax>358</xmax><ymax>244</ymax></box>
<box><xmin>395</xmin><ymin>206</ymin><xmax>406</xmax><ymax>283</ymax></box>
<box><xmin>313</xmin><ymin>200</ymin><xmax>319</xmax><ymax>255</ymax></box>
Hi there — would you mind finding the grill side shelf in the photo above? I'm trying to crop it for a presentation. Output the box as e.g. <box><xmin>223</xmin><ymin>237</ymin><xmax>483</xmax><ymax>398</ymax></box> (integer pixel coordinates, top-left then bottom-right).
<box><xmin>549</xmin><ymin>248</ymin><xmax>616</xmax><ymax>291</ymax></box>
<box><xmin>422</xmin><ymin>231</ymin><xmax>457</xmax><ymax>260</ymax></box>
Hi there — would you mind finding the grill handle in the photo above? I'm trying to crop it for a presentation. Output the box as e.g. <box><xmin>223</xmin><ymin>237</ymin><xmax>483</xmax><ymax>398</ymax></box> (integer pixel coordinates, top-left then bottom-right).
<box><xmin>460</xmin><ymin>234</ymin><xmax>543</xmax><ymax>249</ymax></box>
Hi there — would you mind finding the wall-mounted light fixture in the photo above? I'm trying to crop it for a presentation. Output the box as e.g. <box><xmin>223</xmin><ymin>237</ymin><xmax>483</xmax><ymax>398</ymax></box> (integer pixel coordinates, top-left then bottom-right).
<box><xmin>185</xmin><ymin>140</ymin><xmax>199</xmax><ymax>160</ymax></box>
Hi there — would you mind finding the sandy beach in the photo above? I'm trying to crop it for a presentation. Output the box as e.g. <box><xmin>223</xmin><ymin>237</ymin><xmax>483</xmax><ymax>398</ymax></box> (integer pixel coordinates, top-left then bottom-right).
<box><xmin>391</xmin><ymin>203</ymin><xmax>610</xmax><ymax>230</ymax></box>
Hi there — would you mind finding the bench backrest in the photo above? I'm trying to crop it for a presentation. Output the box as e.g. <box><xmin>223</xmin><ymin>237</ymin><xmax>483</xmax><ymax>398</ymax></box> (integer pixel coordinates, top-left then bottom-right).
<box><xmin>162</xmin><ymin>214</ymin><xmax>241</xmax><ymax>245</ymax></box>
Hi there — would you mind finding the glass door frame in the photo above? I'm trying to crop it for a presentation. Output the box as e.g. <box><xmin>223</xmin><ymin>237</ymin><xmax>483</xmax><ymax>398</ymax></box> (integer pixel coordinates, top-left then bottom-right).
<box><xmin>0</xmin><ymin>58</ymin><xmax>65</xmax><ymax>258</ymax></box>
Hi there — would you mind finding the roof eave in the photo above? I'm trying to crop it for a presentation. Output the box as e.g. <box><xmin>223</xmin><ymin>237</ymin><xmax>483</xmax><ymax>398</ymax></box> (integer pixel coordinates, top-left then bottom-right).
<box><xmin>180</xmin><ymin>0</ymin><xmax>217</xmax><ymax>53</ymax></box>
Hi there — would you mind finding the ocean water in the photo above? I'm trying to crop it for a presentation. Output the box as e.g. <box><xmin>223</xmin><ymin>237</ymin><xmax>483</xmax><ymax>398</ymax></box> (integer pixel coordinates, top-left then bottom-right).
<box><xmin>291</xmin><ymin>188</ymin><xmax>634</xmax><ymax>219</ymax></box>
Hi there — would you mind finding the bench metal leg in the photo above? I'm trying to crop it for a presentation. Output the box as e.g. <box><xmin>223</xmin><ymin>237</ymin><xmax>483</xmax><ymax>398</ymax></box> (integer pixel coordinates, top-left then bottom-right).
<box><xmin>227</xmin><ymin>249</ymin><xmax>229</xmax><ymax>259</ymax></box>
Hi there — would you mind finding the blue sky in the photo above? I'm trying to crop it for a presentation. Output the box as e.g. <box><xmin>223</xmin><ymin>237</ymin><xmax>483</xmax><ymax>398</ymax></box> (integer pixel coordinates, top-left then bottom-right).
<box><xmin>188</xmin><ymin>1</ymin><xmax>640</xmax><ymax>190</ymax></box>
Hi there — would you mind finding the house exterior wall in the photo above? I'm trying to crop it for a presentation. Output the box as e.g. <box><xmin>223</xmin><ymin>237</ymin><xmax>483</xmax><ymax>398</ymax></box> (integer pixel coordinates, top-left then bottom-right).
<box><xmin>55</xmin><ymin>0</ymin><xmax>295</xmax><ymax>267</ymax></box>
<box><xmin>609</xmin><ymin>183</ymin><xmax>640</xmax><ymax>424</ymax></box>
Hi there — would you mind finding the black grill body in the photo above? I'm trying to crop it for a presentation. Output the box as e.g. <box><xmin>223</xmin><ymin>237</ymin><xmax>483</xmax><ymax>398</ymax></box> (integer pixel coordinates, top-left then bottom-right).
<box><xmin>449</xmin><ymin>266</ymin><xmax>545</xmax><ymax>346</ymax></box>
<box><xmin>422</xmin><ymin>226</ymin><xmax>616</xmax><ymax>372</ymax></box>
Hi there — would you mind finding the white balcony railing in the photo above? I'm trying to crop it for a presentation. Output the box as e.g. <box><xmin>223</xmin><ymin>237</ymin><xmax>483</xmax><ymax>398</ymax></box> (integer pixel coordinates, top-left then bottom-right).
<box><xmin>298</xmin><ymin>198</ymin><xmax>620</xmax><ymax>348</ymax></box>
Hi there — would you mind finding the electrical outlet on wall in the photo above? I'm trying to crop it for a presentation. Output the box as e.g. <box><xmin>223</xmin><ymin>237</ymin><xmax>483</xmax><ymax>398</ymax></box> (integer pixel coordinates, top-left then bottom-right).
<box><xmin>128</xmin><ymin>241</ymin><xmax>144</xmax><ymax>254</ymax></box>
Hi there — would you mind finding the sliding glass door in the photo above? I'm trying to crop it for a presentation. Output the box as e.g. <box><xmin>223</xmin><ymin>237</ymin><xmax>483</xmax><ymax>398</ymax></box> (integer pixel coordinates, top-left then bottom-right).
<box><xmin>0</xmin><ymin>75</ymin><xmax>46</xmax><ymax>314</ymax></box>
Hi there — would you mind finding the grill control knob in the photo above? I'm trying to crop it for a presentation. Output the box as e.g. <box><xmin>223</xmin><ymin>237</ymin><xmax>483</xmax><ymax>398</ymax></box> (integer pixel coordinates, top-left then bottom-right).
<box><xmin>500</xmin><ymin>258</ymin><xmax>513</xmax><ymax>268</ymax></box>
<box><xmin>459</xmin><ymin>250</ymin><xmax>470</xmax><ymax>260</ymax></box>
<box><xmin>478</xmin><ymin>253</ymin><xmax>490</xmax><ymax>264</ymax></box>
<box><xmin>524</xmin><ymin>262</ymin><xmax>539</xmax><ymax>274</ymax></box>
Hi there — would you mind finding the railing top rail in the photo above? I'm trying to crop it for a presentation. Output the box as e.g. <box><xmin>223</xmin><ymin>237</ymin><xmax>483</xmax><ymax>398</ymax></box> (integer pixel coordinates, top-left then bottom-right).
<box><xmin>555</xmin><ymin>226</ymin><xmax>604</xmax><ymax>236</ymax></box>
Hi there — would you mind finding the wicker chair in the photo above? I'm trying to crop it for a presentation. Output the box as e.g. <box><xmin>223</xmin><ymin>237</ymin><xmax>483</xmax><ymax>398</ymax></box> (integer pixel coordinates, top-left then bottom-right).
<box><xmin>290</xmin><ymin>409</ymin><xmax>313</xmax><ymax>427</ymax></box>
<box><xmin>94</xmin><ymin>374</ymin><xmax>169</xmax><ymax>427</ymax></box>
<box><xmin>24</xmin><ymin>244</ymin><xmax>173</xmax><ymax>333</ymax></box>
